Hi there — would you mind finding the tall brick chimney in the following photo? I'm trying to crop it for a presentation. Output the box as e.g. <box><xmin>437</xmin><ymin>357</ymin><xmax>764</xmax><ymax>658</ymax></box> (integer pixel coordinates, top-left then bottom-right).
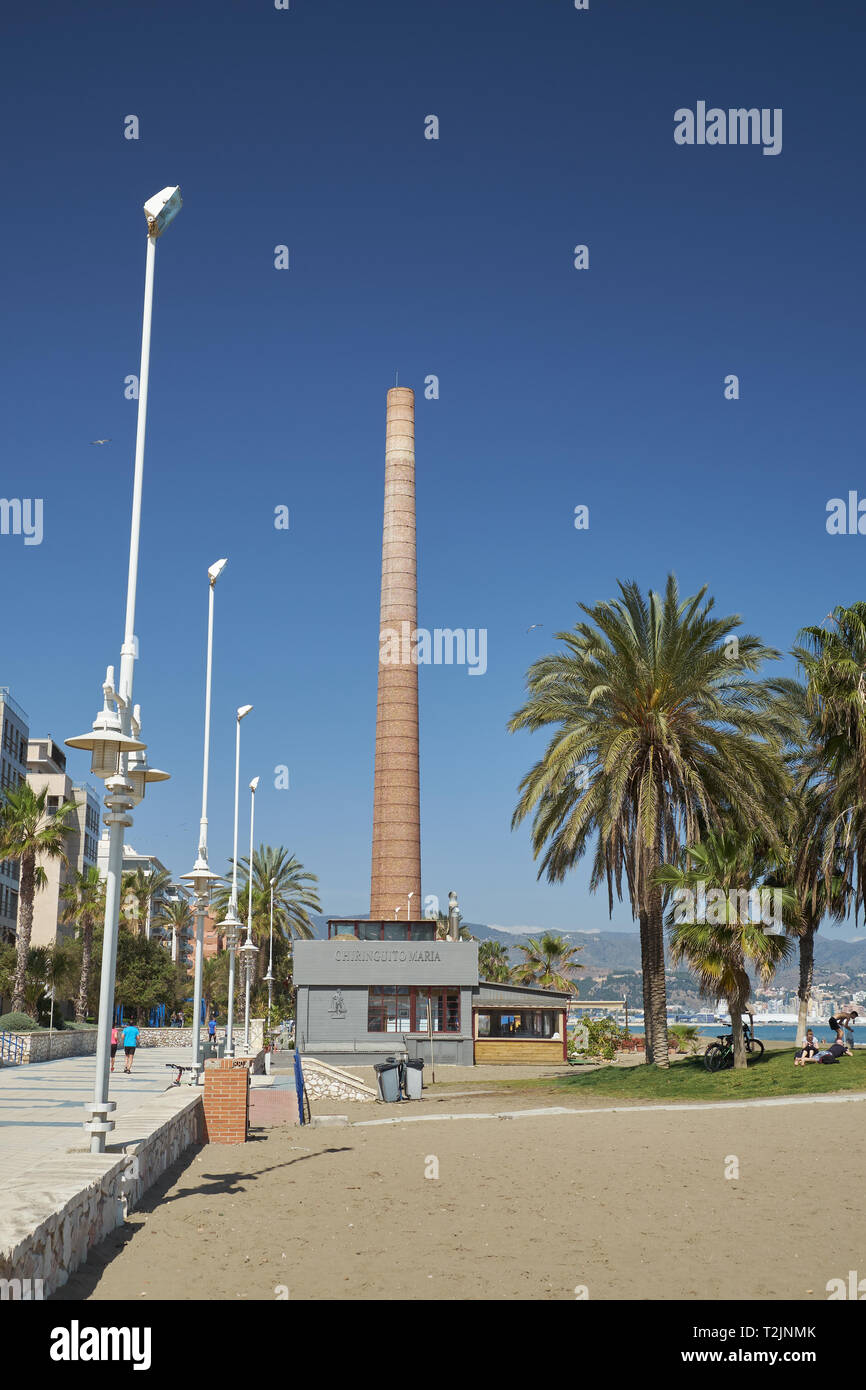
<box><xmin>369</xmin><ymin>386</ymin><xmax>421</xmax><ymax>920</ymax></box>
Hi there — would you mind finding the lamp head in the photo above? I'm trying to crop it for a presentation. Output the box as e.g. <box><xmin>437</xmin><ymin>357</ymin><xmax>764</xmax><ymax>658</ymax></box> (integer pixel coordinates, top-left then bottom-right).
<box><xmin>237</xmin><ymin>704</ymin><xmax>253</xmax><ymax>721</ymax></box>
<box><xmin>250</xmin><ymin>776</ymin><xmax>260</xmax><ymax>792</ymax></box>
<box><xmin>65</xmin><ymin>691</ymin><xmax>146</xmax><ymax>780</ymax></box>
<box><xmin>208</xmin><ymin>557</ymin><xmax>228</xmax><ymax>585</ymax></box>
<box><xmin>144</xmin><ymin>185</ymin><xmax>182</xmax><ymax>238</ymax></box>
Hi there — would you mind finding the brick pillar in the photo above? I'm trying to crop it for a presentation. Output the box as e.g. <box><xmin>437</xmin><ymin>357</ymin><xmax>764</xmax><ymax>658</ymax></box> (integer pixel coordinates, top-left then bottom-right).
<box><xmin>370</xmin><ymin>386</ymin><xmax>422</xmax><ymax>920</ymax></box>
<box><xmin>203</xmin><ymin>1057</ymin><xmax>250</xmax><ymax>1143</ymax></box>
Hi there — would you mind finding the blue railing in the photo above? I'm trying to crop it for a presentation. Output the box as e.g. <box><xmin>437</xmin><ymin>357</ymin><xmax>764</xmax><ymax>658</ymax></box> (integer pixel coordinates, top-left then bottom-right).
<box><xmin>0</xmin><ymin>1030</ymin><xmax>25</xmax><ymax>1064</ymax></box>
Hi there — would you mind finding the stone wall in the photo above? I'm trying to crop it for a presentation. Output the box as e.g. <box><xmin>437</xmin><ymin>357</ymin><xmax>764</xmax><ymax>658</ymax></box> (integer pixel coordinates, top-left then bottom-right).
<box><xmin>0</xmin><ymin>1028</ymin><xmax>99</xmax><ymax>1064</ymax></box>
<box><xmin>1</xmin><ymin>1018</ymin><xmax>266</xmax><ymax>1066</ymax></box>
<box><xmin>135</xmin><ymin>1019</ymin><xmax>265</xmax><ymax>1052</ymax></box>
<box><xmin>301</xmin><ymin>1056</ymin><xmax>377</xmax><ymax>1103</ymax></box>
<box><xmin>0</xmin><ymin>1090</ymin><xmax>203</xmax><ymax>1296</ymax></box>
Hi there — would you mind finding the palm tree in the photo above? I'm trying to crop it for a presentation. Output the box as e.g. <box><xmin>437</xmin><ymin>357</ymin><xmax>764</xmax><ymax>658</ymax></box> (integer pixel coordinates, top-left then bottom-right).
<box><xmin>121</xmin><ymin>866</ymin><xmax>172</xmax><ymax>938</ymax></box>
<box><xmin>0</xmin><ymin>782</ymin><xmax>79</xmax><ymax>1014</ymax></box>
<box><xmin>201</xmin><ymin>953</ymin><xmax>227</xmax><ymax>1022</ymax></box>
<box><xmin>478</xmin><ymin>939</ymin><xmax>513</xmax><ymax>983</ymax></box>
<box><xmin>59</xmin><ymin>865</ymin><xmax>105</xmax><ymax>1022</ymax></box>
<box><xmin>156</xmin><ymin>897</ymin><xmax>194</xmax><ymax>965</ymax></box>
<box><xmin>793</xmin><ymin>603</ymin><xmax>866</xmax><ymax>920</ymax></box>
<box><xmin>509</xmin><ymin>575</ymin><xmax>791</xmax><ymax>1066</ymax></box>
<box><xmin>657</xmin><ymin>830</ymin><xmax>795</xmax><ymax>1067</ymax></box>
<box><xmin>213</xmin><ymin>846</ymin><xmax>320</xmax><ymax>979</ymax></box>
<box><xmin>512</xmin><ymin>932</ymin><xmax>582</xmax><ymax>993</ymax></box>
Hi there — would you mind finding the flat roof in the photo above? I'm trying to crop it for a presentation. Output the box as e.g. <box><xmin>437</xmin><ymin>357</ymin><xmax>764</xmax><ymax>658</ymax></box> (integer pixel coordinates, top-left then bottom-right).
<box><xmin>475</xmin><ymin>981</ymin><xmax>572</xmax><ymax>1007</ymax></box>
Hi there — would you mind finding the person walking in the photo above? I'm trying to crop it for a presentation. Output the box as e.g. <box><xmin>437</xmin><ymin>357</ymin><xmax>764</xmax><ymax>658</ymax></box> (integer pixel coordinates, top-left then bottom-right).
<box><xmin>123</xmin><ymin>1019</ymin><xmax>141</xmax><ymax>1073</ymax></box>
<box><xmin>110</xmin><ymin>1022</ymin><xmax>119</xmax><ymax>1073</ymax></box>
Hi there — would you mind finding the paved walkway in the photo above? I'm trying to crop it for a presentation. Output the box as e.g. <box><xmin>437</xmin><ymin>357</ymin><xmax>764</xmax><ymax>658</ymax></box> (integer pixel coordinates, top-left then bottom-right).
<box><xmin>0</xmin><ymin>1049</ymin><xmax>191</xmax><ymax>1180</ymax></box>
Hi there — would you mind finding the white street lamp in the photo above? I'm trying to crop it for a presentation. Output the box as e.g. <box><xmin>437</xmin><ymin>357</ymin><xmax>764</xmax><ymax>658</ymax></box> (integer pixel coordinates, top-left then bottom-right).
<box><xmin>181</xmin><ymin>558</ymin><xmax>228</xmax><ymax>1079</ymax></box>
<box><xmin>242</xmin><ymin>777</ymin><xmax>260</xmax><ymax>1054</ymax></box>
<box><xmin>264</xmin><ymin>876</ymin><xmax>276</xmax><ymax>1028</ymax></box>
<box><xmin>407</xmin><ymin>891</ymin><xmax>414</xmax><ymax>920</ymax></box>
<box><xmin>66</xmin><ymin>185</ymin><xmax>181</xmax><ymax>1154</ymax></box>
<box><xmin>218</xmin><ymin>705</ymin><xmax>252</xmax><ymax>1057</ymax></box>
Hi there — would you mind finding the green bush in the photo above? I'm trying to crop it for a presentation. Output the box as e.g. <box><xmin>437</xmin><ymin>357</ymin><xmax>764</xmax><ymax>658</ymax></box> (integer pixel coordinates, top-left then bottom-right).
<box><xmin>0</xmin><ymin>1011</ymin><xmax>40</xmax><ymax>1033</ymax></box>
<box><xmin>669</xmin><ymin>1024</ymin><xmax>700</xmax><ymax>1053</ymax></box>
<box><xmin>570</xmin><ymin>1015</ymin><xmax>627</xmax><ymax>1061</ymax></box>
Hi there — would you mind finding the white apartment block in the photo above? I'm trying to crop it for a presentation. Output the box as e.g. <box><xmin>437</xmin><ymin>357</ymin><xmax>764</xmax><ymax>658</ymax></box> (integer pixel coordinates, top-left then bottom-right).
<box><xmin>96</xmin><ymin>834</ymin><xmax>192</xmax><ymax>966</ymax></box>
<box><xmin>25</xmin><ymin>738</ymin><xmax>101</xmax><ymax>948</ymax></box>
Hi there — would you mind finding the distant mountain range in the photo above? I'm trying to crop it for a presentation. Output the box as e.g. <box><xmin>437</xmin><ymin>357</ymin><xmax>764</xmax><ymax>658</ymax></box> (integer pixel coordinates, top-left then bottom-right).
<box><xmin>312</xmin><ymin>913</ymin><xmax>866</xmax><ymax>981</ymax></box>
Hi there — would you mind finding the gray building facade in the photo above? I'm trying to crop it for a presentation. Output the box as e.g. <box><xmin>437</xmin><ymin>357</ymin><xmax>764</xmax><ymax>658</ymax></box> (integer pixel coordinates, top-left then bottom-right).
<box><xmin>294</xmin><ymin>925</ymin><xmax>479</xmax><ymax>1066</ymax></box>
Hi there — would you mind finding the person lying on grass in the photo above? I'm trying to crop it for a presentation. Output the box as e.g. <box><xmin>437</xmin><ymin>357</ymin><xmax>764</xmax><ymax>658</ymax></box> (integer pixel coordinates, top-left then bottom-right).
<box><xmin>795</xmin><ymin>1040</ymin><xmax>849</xmax><ymax>1066</ymax></box>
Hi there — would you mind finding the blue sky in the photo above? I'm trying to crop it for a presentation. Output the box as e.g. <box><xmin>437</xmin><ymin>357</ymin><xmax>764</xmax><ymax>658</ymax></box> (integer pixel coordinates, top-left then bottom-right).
<box><xmin>3</xmin><ymin>0</ymin><xmax>865</xmax><ymax>938</ymax></box>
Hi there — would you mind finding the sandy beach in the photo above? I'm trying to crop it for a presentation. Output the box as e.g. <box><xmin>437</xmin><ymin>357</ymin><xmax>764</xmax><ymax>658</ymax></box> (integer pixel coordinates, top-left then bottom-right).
<box><xmin>56</xmin><ymin>1083</ymin><xmax>866</xmax><ymax>1302</ymax></box>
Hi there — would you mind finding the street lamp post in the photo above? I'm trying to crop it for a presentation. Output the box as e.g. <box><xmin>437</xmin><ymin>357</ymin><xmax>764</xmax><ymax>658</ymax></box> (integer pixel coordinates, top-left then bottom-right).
<box><xmin>181</xmin><ymin>558</ymin><xmax>228</xmax><ymax>1080</ymax></box>
<box><xmin>65</xmin><ymin>186</ymin><xmax>180</xmax><ymax>1154</ymax></box>
<box><xmin>407</xmin><ymin>891</ymin><xmax>414</xmax><ymax>920</ymax></box>
<box><xmin>242</xmin><ymin>777</ymin><xmax>260</xmax><ymax>1054</ymax></box>
<box><xmin>219</xmin><ymin>705</ymin><xmax>252</xmax><ymax>1057</ymax></box>
<box><xmin>264</xmin><ymin>876</ymin><xmax>276</xmax><ymax>1027</ymax></box>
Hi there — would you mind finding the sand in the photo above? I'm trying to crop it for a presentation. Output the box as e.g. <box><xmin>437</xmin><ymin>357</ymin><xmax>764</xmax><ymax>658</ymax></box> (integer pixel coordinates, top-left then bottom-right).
<box><xmin>56</xmin><ymin>1084</ymin><xmax>866</xmax><ymax>1302</ymax></box>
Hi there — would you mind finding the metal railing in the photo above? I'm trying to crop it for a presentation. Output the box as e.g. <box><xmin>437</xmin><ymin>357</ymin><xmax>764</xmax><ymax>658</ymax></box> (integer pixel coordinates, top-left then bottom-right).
<box><xmin>0</xmin><ymin>1030</ymin><xmax>25</xmax><ymax>1065</ymax></box>
<box><xmin>0</xmin><ymin>688</ymin><xmax>29</xmax><ymax>724</ymax></box>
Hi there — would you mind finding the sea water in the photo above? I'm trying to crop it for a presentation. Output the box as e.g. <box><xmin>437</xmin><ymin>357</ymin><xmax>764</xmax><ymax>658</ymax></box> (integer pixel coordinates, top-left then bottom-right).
<box><xmin>694</xmin><ymin>1023</ymin><xmax>862</xmax><ymax>1043</ymax></box>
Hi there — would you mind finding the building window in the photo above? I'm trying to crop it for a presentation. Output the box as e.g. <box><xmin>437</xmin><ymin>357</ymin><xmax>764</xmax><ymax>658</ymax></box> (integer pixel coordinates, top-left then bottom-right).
<box><xmin>367</xmin><ymin>986</ymin><xmax>460</xmax><ymax>1034</ymax></box>
<box><xmin>475</xmin><ymin>1010</ymin><xmax>560</xmax><ymax>1040</ymax></box>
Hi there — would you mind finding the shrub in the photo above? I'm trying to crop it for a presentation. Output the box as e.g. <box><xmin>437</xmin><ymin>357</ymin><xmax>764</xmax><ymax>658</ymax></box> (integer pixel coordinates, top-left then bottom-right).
<box><xmin>0</xmin><ymin>1011</ymin><xmax>40</xmax><ymax>1033</ymax></box>
<box><xmin>570</xmin><ymin>1015</ymin><xmax>627</xmax><ymax>1061</ymax></box>
<box><xmin>669</xmin><ymin>1024</ymin><xmax>700</xmax><ymax>1053</ymax></box>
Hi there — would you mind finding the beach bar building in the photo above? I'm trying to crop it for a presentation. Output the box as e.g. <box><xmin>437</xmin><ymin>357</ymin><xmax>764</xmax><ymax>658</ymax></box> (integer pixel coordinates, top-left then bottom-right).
<box><xmin>294</xmin><ymin>921</ymin><xmax>570</xmax><ymax>1066</ymax></box>
<box><xmin>473</xmin><ymin>980</ymin><xmax>570</xmax><ymax>1064</ymax></box>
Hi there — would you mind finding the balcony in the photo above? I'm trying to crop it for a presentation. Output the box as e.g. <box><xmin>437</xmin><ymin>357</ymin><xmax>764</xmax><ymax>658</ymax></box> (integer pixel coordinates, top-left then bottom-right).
<box><xmin>0</xmin><ymin>688</ymin><xmax>29</xmax><ymax>724</ymax></box>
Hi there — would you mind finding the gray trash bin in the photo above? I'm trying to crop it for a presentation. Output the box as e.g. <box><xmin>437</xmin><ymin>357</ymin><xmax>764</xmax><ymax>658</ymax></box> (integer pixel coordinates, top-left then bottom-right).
<box><xmin>374</xmin><ymin>1059</ymin><xmax>403</xmax><ymax>1102</ymax></box>
<box><xmin>403</xmin><ymin>1057</ymin><xmax>424</xmax><ymax>1099</ymax></box>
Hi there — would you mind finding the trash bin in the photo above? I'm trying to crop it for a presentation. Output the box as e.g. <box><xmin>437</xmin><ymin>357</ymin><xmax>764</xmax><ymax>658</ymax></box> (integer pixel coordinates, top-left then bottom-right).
<box><xmin>374</xmin><ymin>1059</ymin><xmax>403</xmax><ymax>1102</ymax></box>
<box><xmin>403</xmin><ymin>1057</ymin><xmax>424</xmax><ymax>1099</ymax></box>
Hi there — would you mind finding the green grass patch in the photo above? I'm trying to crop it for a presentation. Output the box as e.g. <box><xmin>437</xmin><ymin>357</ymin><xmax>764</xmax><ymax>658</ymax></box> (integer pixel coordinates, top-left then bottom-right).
<box><xmin>553</xmin><ymin>1047</ymin><xmax>866</xmax><ymax>1101</ymax></box>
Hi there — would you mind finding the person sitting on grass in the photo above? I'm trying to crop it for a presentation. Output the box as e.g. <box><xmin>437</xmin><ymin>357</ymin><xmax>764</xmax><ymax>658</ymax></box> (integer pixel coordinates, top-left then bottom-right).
<box><xmin>794</xmin><ymin>1030</ymin><xmax>820</xmax><ymax>1065</ymax></box>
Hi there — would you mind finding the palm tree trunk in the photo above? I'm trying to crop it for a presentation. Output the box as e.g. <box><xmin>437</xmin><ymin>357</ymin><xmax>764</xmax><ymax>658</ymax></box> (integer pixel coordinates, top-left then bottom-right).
<box><xmin>645</xmin><ymin>887</ymin><xmax>670</xmax><ymax>1068</ymax></box>
<box><xmin>11</xmin><ymin>854</ymin><xmax>35</xmax><ymax>1014</ymax></box>
<box><xmin>76</xmin><ymin>920</ymin><xmax>93</xmax><ymax>1023</ymax></box>
<box><xmin>730</xmin><ymin>995</ymin><xmax>748</xmax><ymax>1068</ymax></box>
<box><xmin>730</xmin><ymin>965</ymin><xmax>750</xmax><ymax>1068</ymax></box>
<box><xmin>796</xmin><ymin>924</ymin><xmax>815</xmax><ymax>1047</ymax></box>
<box><xmin>638</xmin><ymin>909</ymin><xmax>656</xmax><ymax>1062</ymax></box>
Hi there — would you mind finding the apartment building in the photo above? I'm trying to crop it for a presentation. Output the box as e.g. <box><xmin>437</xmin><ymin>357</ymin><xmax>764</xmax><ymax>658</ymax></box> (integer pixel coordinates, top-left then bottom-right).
<box><xmin>25</xmin><ymin>738</ymin><xmax>102</xmax><ymax>947</ymax></box>
<box><xmin>97</xmin><ymin>835</ymin><xmax>192</xmax><ymax>966</ymax></box>
<box><xmin>0</xmin><ymin>688</ymin><xmax>29</xmax><ymax>943</ymax></box>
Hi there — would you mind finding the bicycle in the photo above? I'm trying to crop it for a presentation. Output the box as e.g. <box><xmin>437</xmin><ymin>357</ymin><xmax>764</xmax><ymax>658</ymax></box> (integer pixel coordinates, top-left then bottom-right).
<box><xmin>703</xmin><ymin>1024</ymin><xmax>765</xmax><ymax>1072</ymax></box>
<box><xmin>165</xmin><ymin>1062</ymin><xmax>197</xmax><ymax>1086</ymax></box>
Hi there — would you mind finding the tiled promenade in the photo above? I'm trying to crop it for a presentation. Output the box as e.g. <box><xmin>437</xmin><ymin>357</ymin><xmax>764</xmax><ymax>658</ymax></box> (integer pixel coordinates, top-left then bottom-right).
<box><xmin>0</xmin><ymin>1048</ymin><xmax>192</xmax><ymax>1180</ymax></box>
